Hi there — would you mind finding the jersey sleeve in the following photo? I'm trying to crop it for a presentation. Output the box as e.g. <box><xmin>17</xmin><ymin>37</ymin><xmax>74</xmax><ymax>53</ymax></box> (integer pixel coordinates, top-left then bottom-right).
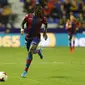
<box><xmin>66</xmin><ymin>20</ymin><xmax>71</xmax><ymax>29</ymax></box>
<box><xmin>24</xmin><ymin>15</ymin><xmax>28</xmax><ymax>21</ymax></box>
<box><xmin>42</xmin><ymin>16</ymin><xmax>47</xmax><ymax>24</ymax></box>
<box><xmin>66</xmin><ymin>22</ymin><xmax>69</xmax><ymax>29</ymax></box>
<box><xmin>76</xmin><ymin>21</ymin><xmax>80</xmax><ymax>28</ymax></box>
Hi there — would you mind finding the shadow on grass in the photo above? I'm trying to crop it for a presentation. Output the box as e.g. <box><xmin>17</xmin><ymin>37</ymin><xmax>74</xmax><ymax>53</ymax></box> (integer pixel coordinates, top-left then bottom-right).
<box><xmin>49</xmin><ymin>76</ymin><xmax>70</xmax><ymax>79</ymax></box>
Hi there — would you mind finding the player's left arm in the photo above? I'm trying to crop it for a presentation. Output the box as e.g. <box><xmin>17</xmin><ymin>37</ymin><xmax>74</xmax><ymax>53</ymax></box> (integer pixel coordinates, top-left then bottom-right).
<box><xmin>75</xmin><ymin>19</ymin><xmax>81</xmax><ymax>31</ymax></box>
<box><xmin>43</xmin><ymin>22</ymin><xmax>48</xmax><ymax>40</ymax></box>
<box><xmin>42</xmin><ymin>17</ymin><xmax>48</xmax><ymax>40</ymax></box>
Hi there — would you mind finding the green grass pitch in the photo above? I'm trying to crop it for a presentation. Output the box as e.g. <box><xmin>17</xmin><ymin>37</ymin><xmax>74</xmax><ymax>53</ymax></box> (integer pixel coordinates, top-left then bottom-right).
<box><xmin>0</xmin><ymin>47</ymin><xmax>85</xmax><ymax>85</ymax></box>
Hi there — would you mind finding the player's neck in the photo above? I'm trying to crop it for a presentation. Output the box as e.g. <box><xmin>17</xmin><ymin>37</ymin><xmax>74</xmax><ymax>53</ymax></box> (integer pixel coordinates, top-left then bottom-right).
<box><xmin>35</xmin><ymin>15</ymin><xmax>41</xmax><ymax>18</ymax></box>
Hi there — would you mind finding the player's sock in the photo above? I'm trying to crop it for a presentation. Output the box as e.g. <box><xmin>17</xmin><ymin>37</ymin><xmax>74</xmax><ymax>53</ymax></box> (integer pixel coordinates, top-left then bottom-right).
<box><xmin>69</xmin><ymin>41</ymin><xmax>72</xmax><ymax>51</ymax></box>
<box><xmin>25</xmin><ymin>52</ymin><xmax>33</xmax><ymax>72</ymax></box>
<box><xmin>33</xmin><ymin>49</ymin><xmax>43</xmax><ymax>59</ymax></box>
<box><xmin>69</xmin><ymin>36</ymin><xmax>73</xmax><ymax>52</ymax></box>
<box><xmin>73</xmin><ymin>40</ymin><xmax>75</xmax><ymax>49</ymax></box>
<box><xmin>21</xmin><ymin>52</ymin><xmax>33</xmax><ymax>77</ymax></box>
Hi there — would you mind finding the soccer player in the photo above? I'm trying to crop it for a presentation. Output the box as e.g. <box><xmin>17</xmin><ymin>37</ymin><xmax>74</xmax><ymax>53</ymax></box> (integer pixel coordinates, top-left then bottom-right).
<box><xmin>66</xmin><ymin>15</ymin><xmax>80</xmax><ymax>53</ymax></box>
<box><xmin>21</xmin><ymin>4</ymin><xmax>48</xmax><ymax>77</ymax></box>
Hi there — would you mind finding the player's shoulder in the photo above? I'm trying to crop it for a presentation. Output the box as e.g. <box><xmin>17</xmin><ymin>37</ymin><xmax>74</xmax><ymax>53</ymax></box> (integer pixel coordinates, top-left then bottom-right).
<box><xmin>66</xmin><ymin>19</ymin><xmax>71</xmax><ymax>25</ymax></box>
<box><xmin>25</xmin><ymin>13</ymin><xmax>33</xmax><ymax>18</ymax></box>
<box><xmin>66</xmin><ymin>19</ymin><xmax>70</xmax><ymax>23</ymax></box>
<box><xmin>41</xmin><ymin>15</ymin><xmax>47</xmax><ymax>22</ymax></box>
<box><xmin>41</xmin><ymin>15</ymin><xmax>47</xmax><ymax>19</ymax></box>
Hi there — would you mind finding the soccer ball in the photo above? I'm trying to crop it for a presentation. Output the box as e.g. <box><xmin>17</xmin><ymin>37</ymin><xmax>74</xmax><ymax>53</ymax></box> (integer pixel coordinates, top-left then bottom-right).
<box><xmin>0</xmin><ymin>72</ymin><xmax>8</xmax><ymax>81</ymax></box>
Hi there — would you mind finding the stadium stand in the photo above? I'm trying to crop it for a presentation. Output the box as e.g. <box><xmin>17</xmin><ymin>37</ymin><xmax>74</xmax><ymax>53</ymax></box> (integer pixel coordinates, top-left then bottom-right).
<box><xmin>0</xmin><ymin>0</ymin><xmax>85</xmax><ymax>29</ymax></box>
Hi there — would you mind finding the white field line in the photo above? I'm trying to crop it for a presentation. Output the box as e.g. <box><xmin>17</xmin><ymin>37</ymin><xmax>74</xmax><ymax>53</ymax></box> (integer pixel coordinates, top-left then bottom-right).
<box><xmin>0</xmin><ymin>61</ymin><xmax>85</xmax><ymax>65</ymax></box>
<box><xmin>0</xmin><ymin>62</ymin><xmax>17</xmax><ymax>65</ymax></box>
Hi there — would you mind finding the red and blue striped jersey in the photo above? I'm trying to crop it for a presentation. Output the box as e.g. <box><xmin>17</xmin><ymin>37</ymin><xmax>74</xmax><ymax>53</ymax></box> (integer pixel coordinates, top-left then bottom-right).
<box><xmin>24</xmin><ymin>13</ymin><xmax>47</xmax><ymax>38</ymax></box>
<box><xmin>66</xmin><ymin>19</ymin><xmax>80</xmax><ymax>34</ymax></box>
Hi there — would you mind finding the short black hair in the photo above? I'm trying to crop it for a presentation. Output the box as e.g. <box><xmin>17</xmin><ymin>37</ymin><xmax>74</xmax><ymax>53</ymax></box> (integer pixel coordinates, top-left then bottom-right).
<box><xmin>34</xmin><ymin>4</ymin><xmax>42</xmax><ymax>10</ymax></box>
<box><xmin>34</xmin><ymin>4</ymin><xmax>42</xmax><ymax>16</ymax></box>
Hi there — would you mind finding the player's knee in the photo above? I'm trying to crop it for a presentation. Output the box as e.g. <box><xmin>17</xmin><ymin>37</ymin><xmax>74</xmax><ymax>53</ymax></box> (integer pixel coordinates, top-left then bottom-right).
<box><xmin>29</xmin><ymin>44</ymin><xmax>37</xmax><ymax>53</ymax></box>
<box><xmin>69</xmin><ymin>35</ymin><xmax>72</xmax><ymax>41</ymax></box>
<box><xmin>72</xmin><ymin>36</ymin><xmax>75</xmax><ymax>40</ymax></box>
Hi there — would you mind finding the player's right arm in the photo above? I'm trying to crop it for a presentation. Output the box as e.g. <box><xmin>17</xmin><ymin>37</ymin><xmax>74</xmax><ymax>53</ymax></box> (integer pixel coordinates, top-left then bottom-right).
<box><xmin>21</xmin><ymin>15</ymin><xmax>28</xmax><ymax>35</ymax></box>
<box><xmin>66</xmin><ymin>19</ymin><xmax>72</xmax><ymax>29</ymax></box>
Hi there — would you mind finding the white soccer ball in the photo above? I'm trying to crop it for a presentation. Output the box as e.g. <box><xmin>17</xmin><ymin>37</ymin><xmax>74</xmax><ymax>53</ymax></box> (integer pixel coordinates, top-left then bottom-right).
<box><xmin>0</xmin><ymin>72</ymin><xmax>8</xmax><ymax>81</ymax></box>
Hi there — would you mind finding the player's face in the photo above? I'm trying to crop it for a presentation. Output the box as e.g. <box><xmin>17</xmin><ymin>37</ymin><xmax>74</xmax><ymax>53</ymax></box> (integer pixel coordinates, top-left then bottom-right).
<box><xmin>34</xmin><ymin>6</ymin><xmax>42</xmax><ymax>16</ymax></box>
<box><xmin>70</xmin><ymin>15</ymin><xmax>75</xmax><ymax>21</ymax></box>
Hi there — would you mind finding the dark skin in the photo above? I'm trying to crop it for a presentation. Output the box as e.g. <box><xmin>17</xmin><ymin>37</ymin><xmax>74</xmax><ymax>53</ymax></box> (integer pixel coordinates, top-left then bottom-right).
<box><xmin>21</xmin><ymin>4</ymin><xmax>48</xmax><ymax>40</ymax></box>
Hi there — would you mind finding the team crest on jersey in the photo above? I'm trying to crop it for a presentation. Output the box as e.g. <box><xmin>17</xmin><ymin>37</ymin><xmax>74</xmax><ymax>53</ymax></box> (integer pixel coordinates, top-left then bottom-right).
<box><xmin>29</xmin><ymin>18</ymin><xmax>33</xmax><ymax>20</ymax></box>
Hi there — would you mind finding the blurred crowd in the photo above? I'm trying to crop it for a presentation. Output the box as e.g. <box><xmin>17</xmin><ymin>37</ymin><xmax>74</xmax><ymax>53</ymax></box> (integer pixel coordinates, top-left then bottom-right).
<box><xmin>23</xmin><ymin>0</ymin><xmax>85</xmax><ymax>28</ymax></box>
<box><xmin>0</xmin><ymin>0</ymin><xmax>17</xmax><ymax>29</ymax></box>
<box><xmin>0</xmin><ymin>0</ymin><xmax>85</xmax><ymax>29</ymax></box>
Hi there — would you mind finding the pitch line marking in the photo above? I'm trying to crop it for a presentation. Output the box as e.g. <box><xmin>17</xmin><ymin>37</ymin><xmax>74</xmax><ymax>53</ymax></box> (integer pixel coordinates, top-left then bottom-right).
<box><xmin>0</xmin><ymin>61</ymin><xmax>85</xmax><ymax>65</ymax></box>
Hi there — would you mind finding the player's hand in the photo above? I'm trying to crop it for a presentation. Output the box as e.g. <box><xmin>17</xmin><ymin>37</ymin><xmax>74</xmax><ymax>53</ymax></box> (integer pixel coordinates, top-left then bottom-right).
<box><xmin>21</xmin><ymin>31</ymin><xmax>24</xmax><ymax>35</ymax></box>
<box><xmin>21</xmin><ymin>29</ymin><xmax>24</xmax><ymax>35</ymax></box>
<box><xmin>43</xmin><ymin>33</ymin><xmax>48</xmax><ymax>40</ymax></box>
<box><xmin>76</xmin><ymin>28</ymin><xmax>79</xmax><ymax>31</ymax></box>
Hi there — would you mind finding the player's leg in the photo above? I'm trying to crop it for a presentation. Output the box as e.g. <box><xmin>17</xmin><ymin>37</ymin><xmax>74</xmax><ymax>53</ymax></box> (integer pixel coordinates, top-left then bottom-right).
<box><xmin>21</xmin><ymin>37</ymin><xmax>42</xmax><ymax>77</ymax></box>
<box><xmin>21</xmin><ymin>52</ymin><xmax>33</xmax><ymax>77</ymax></box>
<box><xmin>30</xmin><ymin>44</ymin><xmax>43</xmax><ymax>59</ymax></box>
<box><xmin>30</xmin><ymin>37</ymin><xmax>43</xmax><ymax>59</ymax></box>
<box><xmin>71</xmin><ymin>28</ymin><xmax>76</xmax><ymax>52</ymax></box>
<box><xmin>21</xmin><ymin>39</ymin><xmax>43</xmax><ymax>77</ymax></box>
<box><xmin>72</xmin><ymin>35</ymin><xmax>75</xmax><ymax>50</ymax></box>
<box><xmin>68</xmin><ymin>34</ymin><xmax>72</xmax><ymax>51</ymax></box>
<box><xmin>21</xmin><ymin>39</ymin><xmax>33</xmax><ymax>77</ymax></box>
<box><xmin>25</xmin><ymin>38</ymin><xmax>33</xmax><ymax>73</ymax></box>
